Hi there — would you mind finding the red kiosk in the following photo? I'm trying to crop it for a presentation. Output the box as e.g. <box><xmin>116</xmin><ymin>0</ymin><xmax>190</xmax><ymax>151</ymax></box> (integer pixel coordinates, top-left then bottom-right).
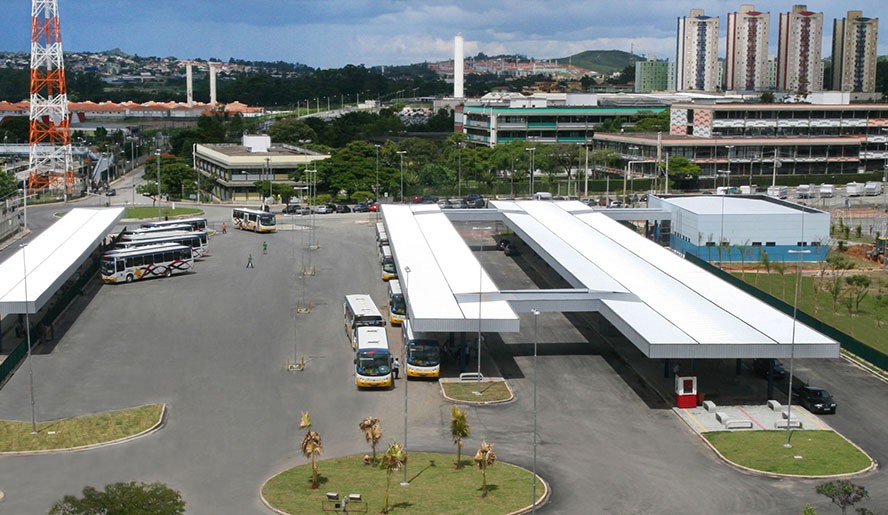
<box><xmin>674</xmin><ymin>375</ymin><xmax>698</xmax><ymax>408</ymax></box>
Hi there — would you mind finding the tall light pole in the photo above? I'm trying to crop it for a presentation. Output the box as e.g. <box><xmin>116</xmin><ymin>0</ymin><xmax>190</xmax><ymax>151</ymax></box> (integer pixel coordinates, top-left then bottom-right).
<box><xmin>531</xmin><ymin>308</ymin><xmax>540</xmax><ymax>513</ymax></box>
<box><xmin>525</xmin><ymin>147</ymin><xmax>536</xmax><ymax>196</ymax></box>
<box><xmin>784</xmin><ymin>215</ymin><xmax>811</xmax><ymax>448</ymax></box>
<box><xmin>20</xmin><ymin>243</ymin><xmax>38</xmax><ymax>434</ymax></box>
<box><xmin>473</xmin><ymin>225</ymin><xmax>493</xmax><ymax>390</ymax></box>
<box><xmin>401</xmin><ymin>265</ymin><xmax>412</xmax><ymax>487</ymax></box>
<box><xmin>397</xmin><ymin>150</ymin><xmax>407</xmax><ymax>203</ymax></box>
<box><xmin>265</xmin><ymin>157</ymin><xmax>272</xmax><ymax>205</ymax></box>
<box><xmin>725</xmin><ymin>145</ymin><xmax>734</xmax><ymax>189</ymax></box>
<box><xmin>624</xmin><ymin>145</ymin><xmax>639</xmax><ymax>203</ymax></box>
<box><xmin>375</xmin><ymin>144</ymin><xmax>381</xmax><ymax>220</ymax></box>
<box><xmin>155</xmin><ymin>149</ymin><xmax>161</xmax><ymax>220</ymax></box>
<box><xmin>457</xmin><ymin>141</ymin><xmax>463</xmax><ymax>198</ymax></box>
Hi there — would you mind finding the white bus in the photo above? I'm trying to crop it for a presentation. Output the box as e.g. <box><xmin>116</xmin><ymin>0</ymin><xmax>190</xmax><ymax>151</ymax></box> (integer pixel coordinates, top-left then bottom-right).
<box><xmin>388</xmin><ymin>279</ymin><xmax>406</xmax><ymax>326</ymax></box>
<box><xmin>141</xmin><ymin>217</ymin><xmax>208</xmax><ymax>232</ymax></box>
<box><xmin>115</xmin><ymin>230</ymin><xmax>209</xmax><ymax>258</ymax></box>
<box><xmin>344</xmin><ymin>294</ymin><xmax>386</xmax><ymax>349</ymax></box>
<box><xmin>232</xmin><ymin>208</ymin><xmax>277</xmax><ymax>233</ymax></box>
<box><xmin>380</xmin><ymin>245</ymin><xmax>397</xmax><ymax>281</ymax></box>
<box><xmin>101</xmin><ymin>243</ymin><xmax>194</xmax><ymax>283</ymax></box>
<box><xmin>355</xmin><ymin>326</ymin><xmax>393</xmax><ymax>388</ymax></box>
<box><xmin>119</xmin><ymin>224</ymin><xmax>193</xmax><ymax>238</ymax></box>
<box><xmin>401</xmin><ymin>320</ymin><xmax>441</xmax><ymax>379</ymax></box>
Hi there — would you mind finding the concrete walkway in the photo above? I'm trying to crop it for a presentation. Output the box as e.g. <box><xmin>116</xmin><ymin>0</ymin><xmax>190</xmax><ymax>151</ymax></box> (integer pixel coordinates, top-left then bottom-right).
<box><xmin>674</xmin><ymin>400</ymin><xmax>833</xmax><ymax>434</ymax></box>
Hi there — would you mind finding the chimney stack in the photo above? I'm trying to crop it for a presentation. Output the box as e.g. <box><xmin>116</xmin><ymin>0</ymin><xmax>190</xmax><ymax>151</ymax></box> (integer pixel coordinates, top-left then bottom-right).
<box><xmin>454</xmin><ymin>33</ymin><xmax>464</xmax><ymax>99</ymax></box>
<box><xmin>186</xmin><ymin>62</ymin><xmax>193</xmax><ymax>107</ymax></box>
<box><xmin>209</xmin><ymin>63</ymin><xmax>217</xmax><ymax>105</ymax></box>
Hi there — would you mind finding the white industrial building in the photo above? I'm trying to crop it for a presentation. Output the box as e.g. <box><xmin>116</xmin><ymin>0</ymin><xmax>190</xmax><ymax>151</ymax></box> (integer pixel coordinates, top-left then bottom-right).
<box><xmin>649</xmin><ymin>195</ymin><xmax>830</xmax><ymax>262</ymax></box>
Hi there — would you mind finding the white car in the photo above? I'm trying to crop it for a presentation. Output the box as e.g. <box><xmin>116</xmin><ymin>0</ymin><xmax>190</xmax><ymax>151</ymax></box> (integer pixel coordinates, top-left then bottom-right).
<box><xmin>313</xmin><ymin>204</ymin><xmax>334</xmax><ymax>214</ymax></box>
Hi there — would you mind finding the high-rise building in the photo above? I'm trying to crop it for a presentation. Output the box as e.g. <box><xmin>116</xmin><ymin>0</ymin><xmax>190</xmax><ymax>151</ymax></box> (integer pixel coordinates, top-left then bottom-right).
<box><xmin>832</xmin><ymin>11</ymin><xmax>879</xmax><ymax>93</ymax></box>
<box><xmin>634</xmin><ymin>57</ymin><xmax>671</xmax><ymax>93</ymax></box>
<box><xmin>675</xmin><ymin>9</ymin><xmax>720</xmax><ymax>91</ymax></box>
<box><xmin>725</xmin><ymin>5</ymin><xmax>770</xmax><ymax>92</ymax></box>
<box><xmin>777</xmin><ymin>5</ymin><xmax>824</xmax><ymax>93</ymax></box>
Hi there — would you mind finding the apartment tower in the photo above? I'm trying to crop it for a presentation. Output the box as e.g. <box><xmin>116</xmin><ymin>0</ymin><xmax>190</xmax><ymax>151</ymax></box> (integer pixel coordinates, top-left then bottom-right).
<box><xmin>675</xmin><ymin>9</ymin><xmax>720</xmax><ymax>91</ymax></box>
<box><xmin>725</xmin><ymin>5</ymin><xmax>770</xmax><ymax>92</ymax></box>
<box><xmin>776</xmin><ymin>5</ymin><xmax>824</xmax><ymax>93</ymax></box>
<box><xmin>832</xmin><ymin>11</ymin><xmax>879</xmax><ymax>93</ymax></box>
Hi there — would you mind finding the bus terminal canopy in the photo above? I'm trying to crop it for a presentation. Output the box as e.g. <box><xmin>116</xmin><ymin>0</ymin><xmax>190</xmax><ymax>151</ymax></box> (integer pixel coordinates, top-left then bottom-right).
<box><xmin>382</xmin><ymin>201</ymin><xmax>839</xmax><ymax>360</ymax></box>
<box><xmin>0</xmin><ymin>207</ymin><xmax>124</xmax><ymax>315</ymax></box>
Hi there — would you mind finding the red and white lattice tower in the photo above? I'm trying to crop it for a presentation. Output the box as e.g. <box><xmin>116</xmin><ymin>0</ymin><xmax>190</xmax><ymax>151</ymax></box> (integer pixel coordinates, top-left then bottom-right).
<box><xmin>28</xmin><ymin>0</ymin><xmax>73</xmax><ymax>192</ymax></box>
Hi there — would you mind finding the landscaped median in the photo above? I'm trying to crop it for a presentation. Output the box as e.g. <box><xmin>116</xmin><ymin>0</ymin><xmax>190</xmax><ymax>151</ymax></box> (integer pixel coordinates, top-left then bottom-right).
<box><xmin>703</xmin><ymin>430</ymin><xmax>873</xmax><ymax>477</ymax></box>
<box><xmin>440</xmin><ymin>377</ymin><xmax>513</xmax><ymax>404</ymax></box>
<box><xmin>261</xmin><ymin>452</ymin><xmax>546</xmax><ymax>514</ymax></box>
<box><xmin>0</xmin><ymin>403</ymin><xmax>165</xmax><ymax>453</ymax></box>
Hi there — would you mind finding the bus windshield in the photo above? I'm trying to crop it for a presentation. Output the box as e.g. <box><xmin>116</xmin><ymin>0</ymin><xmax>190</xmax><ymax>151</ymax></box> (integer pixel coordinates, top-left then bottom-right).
<box><xmin>382</xmin><ymin>257</ymin><xmax>396</xmax><ymax>273</ymax></box>
<box><xmin>356</xmin><ymin>350</ymin><xmax>391</xmax><ymax>377</ymax></box>
<box><xmin>408</xmin><ymin>341</ymin><xmax>440</xmax><ymax>367</ymax></box>
<box><xmin>101</xmin><ymin>258</ymin><xmax>117</xmax><ymax>277</ymax></box>
<box><xmin>390</xmin><ymin>295</ymin><xmax>406</xmax><ymax>316</ymax></box>
<box><xmin>356</xmin><ymin>314</ymin><xmax>385</xmax><ymax>327</ymax></box>
<box><xmin>260</xmin><ymin>214</ymin><xmax>276</xmax><ymax>226</ymax></box>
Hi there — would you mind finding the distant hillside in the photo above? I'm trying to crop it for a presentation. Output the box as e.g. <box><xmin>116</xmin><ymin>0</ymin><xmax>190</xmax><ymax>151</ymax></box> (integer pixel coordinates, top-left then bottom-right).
<box><xmin>553</xmin><ymin>50</ymin><xmax>644</xmax><ymax>75</ymax></box>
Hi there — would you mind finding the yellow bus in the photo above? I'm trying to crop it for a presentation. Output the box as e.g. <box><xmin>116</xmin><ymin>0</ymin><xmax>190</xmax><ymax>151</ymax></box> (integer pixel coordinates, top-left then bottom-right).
<box><xmin>401</xmin><ymin>320</ymin><xmax>441</xmax><ymax>379</ymax></box>
<box><xmin>388</xmin><ymin>279</ymin><xmax>406</xmax><ymax>325</ymax></box>
<box><xmin>355</xmin><ymin>326</ymin><xmax>393</xmax><ymax>388</ymax></box>
<box><xmin>380</xmin><ymin>245</ymin><xmax>397</xmax><ymax>281</ymax></box>
<box><xmin>232</xmin><ymin>207</ymin><xmax>277</xmax><ymax>233</ymax></box>
<box><xmin>344</xmin><ymin>294</ymin><xmax>385</xmax><ymax>349</ymax></box>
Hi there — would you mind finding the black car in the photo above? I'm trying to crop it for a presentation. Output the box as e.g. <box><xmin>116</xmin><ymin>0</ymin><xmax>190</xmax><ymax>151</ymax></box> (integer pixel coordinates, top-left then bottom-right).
<box><xmin>752</xmin><ymin>359</ymin><xmax>786</xmax><ymax>380</ymax></box>
<box><xmin>792</xmin><ymin>385</ymin><xmax>837</xmax><ymax>414</ymax></box>
<box><xmin>464</xmin><ymin>193</ymin><xmax>485</xmax><ymax>208</ymax></box>
<box><xmin>104</xmin><ymin>188</ymin><xmax>117</xmax><ymax>196</ymax></box>
<box><xmin>282</xmin><ymin>204</ymin><xmax>310</xmax><ymax>215</ymax></box>
<box><xmin>335</xmin><ymin>204</ymin><xmax>352</xmax><ymax>213</ymax></box>
<box><xmin>421</xmin><ymin>195</ymin><xmax>439</xmax><ymax>204</ymax></box>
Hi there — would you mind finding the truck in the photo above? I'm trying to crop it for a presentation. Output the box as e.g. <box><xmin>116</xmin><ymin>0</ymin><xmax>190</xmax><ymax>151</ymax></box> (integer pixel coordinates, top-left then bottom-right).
<box><xmin>766</xmin><ymin>185</ymin><xmax>788</xmax><ymax>199</ymax></box>
<box><xmin>846</xmin><ymin>182</ymin><xmax>866</xmax><ymax>197</ymax></box>
<box><xmin>796</xmin><ymin>184</ymin><xmax>816</xmax><ymax>199</ymax></box>
<box><xmin>864</xmin><ymin>181</ymin><xmax>883</xmax><ymax>196</ymax></box>
<box><xmin>865</xmin><ymin>236</ymin><xmax>888</xmax><ymax>262</ymax></box>
<box><xmin>739</xmin><ymin>185</ymin><xmax>757</xmax><ymax>194</ymax></box>
<box><xmin>819</xmin><ymin>184</ymin><xmax>835</xmax><ymax>198</ymax></box>
<box><xmin>792</xmin><ymin>383</ymin><xmax>837</xmax><ymax>414</ymax></box>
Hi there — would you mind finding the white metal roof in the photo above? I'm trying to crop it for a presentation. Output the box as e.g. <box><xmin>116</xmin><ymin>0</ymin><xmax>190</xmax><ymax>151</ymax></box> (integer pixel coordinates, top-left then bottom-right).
<box><xmin>381</xmin><ymin>204</ymin><xmax>519</xmax><ymax>333</ymax></box>
<box><xmin>662</xmin><ymin>196</ymin><xmax>823</xmax><ymax>216</ymax></box>
<box><xmin>0</xmin><ymin>207</ymin><xmax>125</xmax><ymax>314</ymax></box>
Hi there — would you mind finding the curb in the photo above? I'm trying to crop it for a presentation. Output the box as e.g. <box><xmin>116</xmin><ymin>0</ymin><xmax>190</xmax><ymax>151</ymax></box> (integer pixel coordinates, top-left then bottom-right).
<box><xmin>439</xmin><ymin>377</ymin><xmax>515</xmax><ymax>405</ymax></box>
<box><xmin>0</xmin><ymin>403</ymin><xmax>167</xmax><ymax>456</ymax></box>
<box><xmin>672</xmin><ymin>410</ymin><xmax>878</xmax><ymax>480</ymax></box>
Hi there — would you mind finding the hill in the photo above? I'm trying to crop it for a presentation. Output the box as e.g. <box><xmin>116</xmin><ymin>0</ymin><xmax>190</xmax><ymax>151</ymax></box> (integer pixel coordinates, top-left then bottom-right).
<box><xmin>553</xmin><ymin>50</ymin><xmax>644</xmax><ymax>75</ymax></box>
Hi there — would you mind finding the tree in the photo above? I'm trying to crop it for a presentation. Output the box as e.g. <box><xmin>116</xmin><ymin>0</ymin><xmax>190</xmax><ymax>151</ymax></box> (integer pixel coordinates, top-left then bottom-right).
<box><xmin>299</xmin><ymin>411</ymin><xmax>323</xmax><ymax>489</ymax></box>
<box><xmin>845</xmin><ymin>275</ymin><xmax>872</xmax><ymax>313</ymax></box>
<box><xmin>473</xmin><ymin>440</ymin><xmax>497</xmax><ymax>498</ymax></box>
<box><xmin>267</xmin><ymin>116</ymin><xmax>317</xmax><ymax>145</ymax></box>
<box><xmin>736</xmin><ymin>240</ymin><xmax>751</xmax><ymax>281</ymax></box>
<box><xmin>826</xmin><ymin>255</ymin><xmax>853</xmax><ymax>317</ymax></box>
<box><xmin>49</xmin><ymin>481</ymin><xmax>185</xmax><ymax>515</ymax></box>
<box><xmin>760</xmin><ymin>251</ymin><xmax>772</xmax><ymax>292</ymax></box>
<box><xmin>773</xmin><ymin>261</ymin><xmax>788</xmax><ymax>299</ymax></box>
<box><xmin>815</xmin><ymin>480</ymin><xmax>869</xmax><ymax>514</ymax></box>
<box><xmin>450</xmin><ymin>405</ymin><xmax>471</xmax><ymax>469</ymax></box>
<box><xmin>0</xmin><ymin>170</ymin><xmax>17</xmax><ymax>199</ymax></box>
<box><xmin>359</xmin><ymin>416</ymin><xmax>382</xmax><ymax>463</ymax></box>
<box><xmin>379</xmin><ymin>441</ymin><xmax>407</xmax><ymax>514</ymax></box>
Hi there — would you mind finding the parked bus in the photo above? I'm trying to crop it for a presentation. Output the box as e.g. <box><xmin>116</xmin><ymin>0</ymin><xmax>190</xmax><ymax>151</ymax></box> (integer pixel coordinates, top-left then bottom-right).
<box><xmin>119</xmin><ymin>224</ymin><xmax>193</xmax><ymax>238</ymax></box>
<box><xmin>101</xmin><ymin>243</ymin><xmax>194</xmax><ymax>283</ymax></box>
<box><xmin>355</xmin><ymin>326</ymin><xmax>393</xmax><ymax>388</ymax></box>
<box><xmin>388</xmin><ymin>279</ymin><xmax>406</xmax><ymax>325</ymax></box>
<box><xmin>401</xmin><ymin>320</ymin><xmax>441</xmax><ymax>379</ymax></box>
<box><xmin>141</xmin><ymin>217</ymin><xmax>208</xmax><ymax>232</ymax></box>
<box><xmin>232</xmin><ymin>208</ymin><xmax>277</xmax><ymax>233</ymax></box>
<box><xmin>116</xmin><ymin>230</ymin><xmax>209</xmax><ymax>258</ymax></box>
<box><xmin>344</xmin><ymin>294</ymin><xmax>385</xmax><ymax>349</ymax></box>
<box><xmin>376</xmin><ymin>222</ymin><xmax>388</xmax><ymax>246</ymax></box>
<box><xmin>380</xmin><ymin>245</ymin><xmax>397</xmax><ymax>281</ymax></box>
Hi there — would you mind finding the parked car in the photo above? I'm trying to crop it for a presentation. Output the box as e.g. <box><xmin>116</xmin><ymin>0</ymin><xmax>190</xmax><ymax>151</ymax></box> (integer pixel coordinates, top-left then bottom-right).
<box><xmin>368</xmin><ymin>202</ymin><xmax>379</xmax><ymax>212</ymax></box>
<box><xmin>353</xmin><ymin>202</ymin><xmax>371</xmax><ymax>213</ymax></box>
<box><xmin>283</xmin><ymin>204</ymin><xmax>310</xmax><ymax>214</ymax></box>
<box><xmin>752</xmin><ymin>359</ymin><xmax>786</xmax><ymax>380</ymax></box>
<box><xmin>497</xmin><ymin>238</ymin><xmax>511</xmax><ymax>251</ymax></box>
<box><xmin>792</xmin><ymin>385</ymin><xmax>837</xmax><ymax>414</ymax></box>
<box><xmin>450</xmin><ymin>198</ymin><xmax>468</xmax><ymax>209</ymax></box>
<box><xmin>314</xmin><ymin>203</ymin><xmax>335</xmax><ymax>214</ymax></box>
<box><xmin>335</xmin><ymin>204</ymin><xmax>352</xmax><ymax>213</ymax></box>
<box><xmin>421</xmin><ymin>195</ymin><xmax>439</xmax><ymax>204</ymax></box>
<box><xmin>437</xmin><ymin>199</ymin><xmax>453</xmax><ymax>209</ymax></box>
<box><xmin>608</xmin><ymin>200</ymin><xmax>624</xmax><ymax>208</ymax></box>
<box><xmin>464</xmin><ymin>193</ymin><xmax>485</xmax><ymax>208</ymax></box>
<box><xmin>104</xmin><ymin>188</ymin><xmax>116</xmax><ymax>196</ymax></box>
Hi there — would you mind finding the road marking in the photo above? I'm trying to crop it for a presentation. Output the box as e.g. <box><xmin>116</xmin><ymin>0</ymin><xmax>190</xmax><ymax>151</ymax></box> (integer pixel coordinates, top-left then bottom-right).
<box><xmin>683</xmin><ymin>409</ymin><xmax>708</xmax><ymax>433</ymax></box>
<box><xmin>736</xmin><ymin>406</ymin><xmax>767</xmax><ymax>430</ymax></box>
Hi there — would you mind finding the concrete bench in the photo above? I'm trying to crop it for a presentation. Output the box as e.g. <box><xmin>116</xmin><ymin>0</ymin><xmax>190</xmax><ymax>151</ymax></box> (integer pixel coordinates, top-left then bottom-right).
<box><xmin>715</xmin><ymin>411</ymin><xmax>729</xmax><ymax>424</ymax></box>
<box><xmin>775</xmin><ymin>419</ymin><xmax>803</xmax><ymax>429</ymax></box>
<box><xmin>767</xmin><ymin>400</ymin><xmax>782</xmax><ymax>411</ymax></box>
<box><xmin>781</xmin><ymin>410</ymin><xmax>800</xmax><ymax>421</ymax></box>
<box><xmin>459</xmin><ymin>372</ymin><xmax>484</xmax><ymax>382</ymax></box>
<box><xmin>702</xmin><ymin>400</ymin><xmax>717</xmax><ymax>412</ymax></box>
<box><xmin>724</xmin><ymin>419</ymin><xmax>754</xmax><ymax>429</ymax></box>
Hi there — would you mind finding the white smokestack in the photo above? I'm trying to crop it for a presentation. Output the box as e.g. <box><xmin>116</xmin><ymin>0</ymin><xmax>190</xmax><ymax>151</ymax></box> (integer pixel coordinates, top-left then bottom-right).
<box><xmin>186</xmin><ymin>63</ymin><xmax>193</xmax><ymax>107</ymax></box>
<box><xmin>209</xmin><ymin>63</ymin><xmax>217</xmax><ymax>105</ymax></box>
<box><xmin>454</xmin><ymin>33</ymin><xmax>464</xmax><ymax>99</ymax></box>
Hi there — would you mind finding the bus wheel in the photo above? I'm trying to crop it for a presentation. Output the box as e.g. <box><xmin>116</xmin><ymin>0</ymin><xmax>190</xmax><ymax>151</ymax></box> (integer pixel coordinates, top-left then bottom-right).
<box><xmin>164</xmin><ymin>268</ymin><xmax>173</xmax><ymax>278</ymax></box>
<box><xmin>125</xmin><ymin>274</ymin><xmax>134</xmax><ymax>283</ymax></box>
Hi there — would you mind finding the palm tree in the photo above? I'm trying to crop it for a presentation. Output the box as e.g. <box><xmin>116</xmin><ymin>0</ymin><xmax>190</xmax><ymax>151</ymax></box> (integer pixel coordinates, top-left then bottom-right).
<box><xmin>299</xmin><ymin>411</ymin><xmax>323</xmax><ymax>489</ymax></box>
<box><xmin>450</xmin><ymin>406</ymin><xmax>471</xmax><ymax>469</ymax></box>
<box><xmin>359</xmin><ymin>416</ymin><xmax>382</xmax><ymax>463</ymax></box>
<box><xmin>474</xmin><ymin>440</ymin><xmax>497</xmax><ymax>498</ymax></box>
<box><xmin>379</xmin><ymin>442</ymin><xmax>407</xmax><ymax>514</ymax></box>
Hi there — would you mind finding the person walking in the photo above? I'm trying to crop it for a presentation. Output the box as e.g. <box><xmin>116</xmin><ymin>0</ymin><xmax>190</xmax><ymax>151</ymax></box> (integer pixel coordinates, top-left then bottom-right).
<box><xmin>221</xmin><ymin>222</ymin><xmax>227</xmax><ymax>234</ymax></box>
<box><xmin>246</xmin><ymin>253</ymin><xmax>254</xmax><ymax>268</ymax></box>
<box><xmin>262</xmin><ymin>241</ymin><xmax>268</xmax><ymax>255</ymax></box>
<box><xmin>392</xmin><ymin>357</ymin><xmax>401</xmax><ymax>380</ymax></box>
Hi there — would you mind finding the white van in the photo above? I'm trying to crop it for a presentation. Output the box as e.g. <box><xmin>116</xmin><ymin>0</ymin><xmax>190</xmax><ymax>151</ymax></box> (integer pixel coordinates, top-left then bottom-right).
<box><xmin>533</xmin><ymin>192</ymin><xmax>553</xmax><ymax>201</ymax></box>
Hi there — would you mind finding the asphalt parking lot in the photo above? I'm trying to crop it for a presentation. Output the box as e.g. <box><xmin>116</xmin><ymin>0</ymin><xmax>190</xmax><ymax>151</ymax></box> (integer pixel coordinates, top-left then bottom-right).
<box><xmin>1</xmin><ymin>205</ymin><xmax>887</xmax><ymax>513</ymax></box>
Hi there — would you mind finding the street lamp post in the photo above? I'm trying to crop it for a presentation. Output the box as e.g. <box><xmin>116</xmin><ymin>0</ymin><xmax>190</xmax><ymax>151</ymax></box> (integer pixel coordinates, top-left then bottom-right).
<box><xmin>784</xmin><ymin>215</ymin><xmax>811</xmax><ymax>449</ymax></box>
<box><xmin>473</xmin><ymin>225</ymin><xmax>493</xmax><ymax>389</ymax></box>
<box><xmin>375</xmin><ymin>144</ymin><xmax>381</xmax><ymax>221</ymax></box>
<box><xmin>155</xmin><ymin>149</ymin><xmax>161</xmax><ymax>220</ymax></box>
<box><xmin>20</xmin><ymin>243</ymin><xmax>38</xmax><ymax>434</ymax></box>
<box><xmin>725</xmin><ymin>145</ymin><xmax>734</xmax><ymax>189</ymax></box>
<box><xmin>624</xmin><ymin>146</ymin><xmax>639</xmax><ymax>203</ymax></box>
<box><xmin>397</xmin><ymin>151</ymin><xmax>407</xmax><ymax>203</ymax></box>
<box><xmin>531</xmin><ymin>308</ymin><xmax>540</xmax><ymax>513</ymax></box>
<box><xmin>401</xmin><ymin>265</ymin><xmax>412</xmax><ymax>487</ymax></box>
<box><xmin>457</xmin><ymin>142</ymin><xmax>463</xmax><ymax>198</ymax></box>
<box><xmin>525</xmin><ymin>147</ymin><xmax>536</xmax><ymax>196</ymax></box>
<box><xmin>265</xmin><ymin>157</ymin><xmax>272</xmax><ymax>206</ymax></box>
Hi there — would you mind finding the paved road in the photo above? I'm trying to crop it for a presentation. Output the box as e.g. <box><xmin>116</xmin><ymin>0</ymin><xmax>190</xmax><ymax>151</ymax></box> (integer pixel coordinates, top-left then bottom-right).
<box><xmin>0</xmin><ymin>206</ymin><xmax>887</xmax><ymax>513</ymax></box>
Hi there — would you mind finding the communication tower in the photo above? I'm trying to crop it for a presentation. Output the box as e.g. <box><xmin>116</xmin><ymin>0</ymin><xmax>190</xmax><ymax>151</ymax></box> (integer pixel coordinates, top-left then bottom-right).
<box><xmin>28</xmin><ymin>0</ymin><xmax>74</xmax><ymax>193</ymax></box>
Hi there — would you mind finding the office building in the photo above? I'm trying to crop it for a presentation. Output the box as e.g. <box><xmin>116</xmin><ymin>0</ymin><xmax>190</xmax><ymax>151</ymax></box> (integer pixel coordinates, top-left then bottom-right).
<box><xmin>634</xmin><ymin>59</ymin><xmax>671</xmax><ymax>93</ymax></box>
<box><xmin>832</xmin><ymin>10</ymin><xmax>879</xmax><ymax>93</ymax></box>
<box><xmin>725</xmin><ymin>5</ymin><xmax>770</xmax><ymax>92</ymax></box>
<box><xmin>777</xmin><ymin>5</ymin><xmax>824</xmax><ymax>93</ymax></box>
<box><xmin>675</xmin><ymin>9</ymin><xmax>720</xmax><ymax>92</ymax></box>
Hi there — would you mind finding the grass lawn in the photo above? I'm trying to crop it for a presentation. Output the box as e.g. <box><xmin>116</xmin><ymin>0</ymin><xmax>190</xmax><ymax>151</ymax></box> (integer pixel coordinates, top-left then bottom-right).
<box><xmin>262</xmin><ymin>452</ymin><xmax>543</xmax><ymax>514</ymax></box>
<box><xmin>0</xmin><ymin>403</ymin><xmax>164</xmax><ymax>452</ymax></box>
<box><xmin>704</xmin><ymin>430</ymin><xmax>871</xmax><ymax>476</ymax></box>
<box><xmin>441</xmin><ymin>381</ymin><xmax>512</xmax><ymax>403</ymax></box>
<box><xmin>125</xmin><ymin>207</ymin><xmax>203</xmax><ymax>220</ymax></box>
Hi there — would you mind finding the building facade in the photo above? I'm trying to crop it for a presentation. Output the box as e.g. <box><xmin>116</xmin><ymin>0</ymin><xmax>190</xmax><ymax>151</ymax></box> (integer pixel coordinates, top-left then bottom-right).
<box><xmin>634</xmin><ymin>60</ymin><xmax>671</xmax><ymax>93</ymax></box>
<box><xmin>725</xmin><ymin>5</ymin><xmax>770</xmax><ymax>92</ymax></box>
<box><xmin>675</xmin><ymin>9</ymin><xmax>721</xmax><ymax>92</ymax></box>
<box><xmin>832</xmin><ymin>10</ymin><xmax>879</xmax><ymax>93</ymax></box>
<box><xmin>776</xmin><ymin>5</ymin><xmax>824</xmax><ymax>93</ymax></box>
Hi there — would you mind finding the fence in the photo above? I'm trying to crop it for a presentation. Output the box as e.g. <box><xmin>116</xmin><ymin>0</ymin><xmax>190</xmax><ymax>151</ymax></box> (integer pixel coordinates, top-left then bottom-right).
<box><xmin>685</xmin><ymin>253</ymin><xmax>888</xmax><ymax>371</ymax></box>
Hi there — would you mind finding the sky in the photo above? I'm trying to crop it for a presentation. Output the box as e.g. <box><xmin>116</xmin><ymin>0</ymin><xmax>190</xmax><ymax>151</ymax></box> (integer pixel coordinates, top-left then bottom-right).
<box><xmin>0</xmin><ymin>1</ymin><xmax>885</xmax><ymax>69</ymax></box>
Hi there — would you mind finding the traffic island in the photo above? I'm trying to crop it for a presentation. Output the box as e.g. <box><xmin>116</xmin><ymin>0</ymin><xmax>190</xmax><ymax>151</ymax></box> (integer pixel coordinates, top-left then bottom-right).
<box><xmin>440</xmin><ymin>376</ymin><xmax>513</xmax><ymax>404</ymax></box>
<box><xmin>0</xmin><ymin>403</ymin><xmax>165</xmax><ymax>454</ymax></box>
<box><xmin>261</xmin><ymin>452</ymin><xmax>548</xmax><ymax>514</ymax></box>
